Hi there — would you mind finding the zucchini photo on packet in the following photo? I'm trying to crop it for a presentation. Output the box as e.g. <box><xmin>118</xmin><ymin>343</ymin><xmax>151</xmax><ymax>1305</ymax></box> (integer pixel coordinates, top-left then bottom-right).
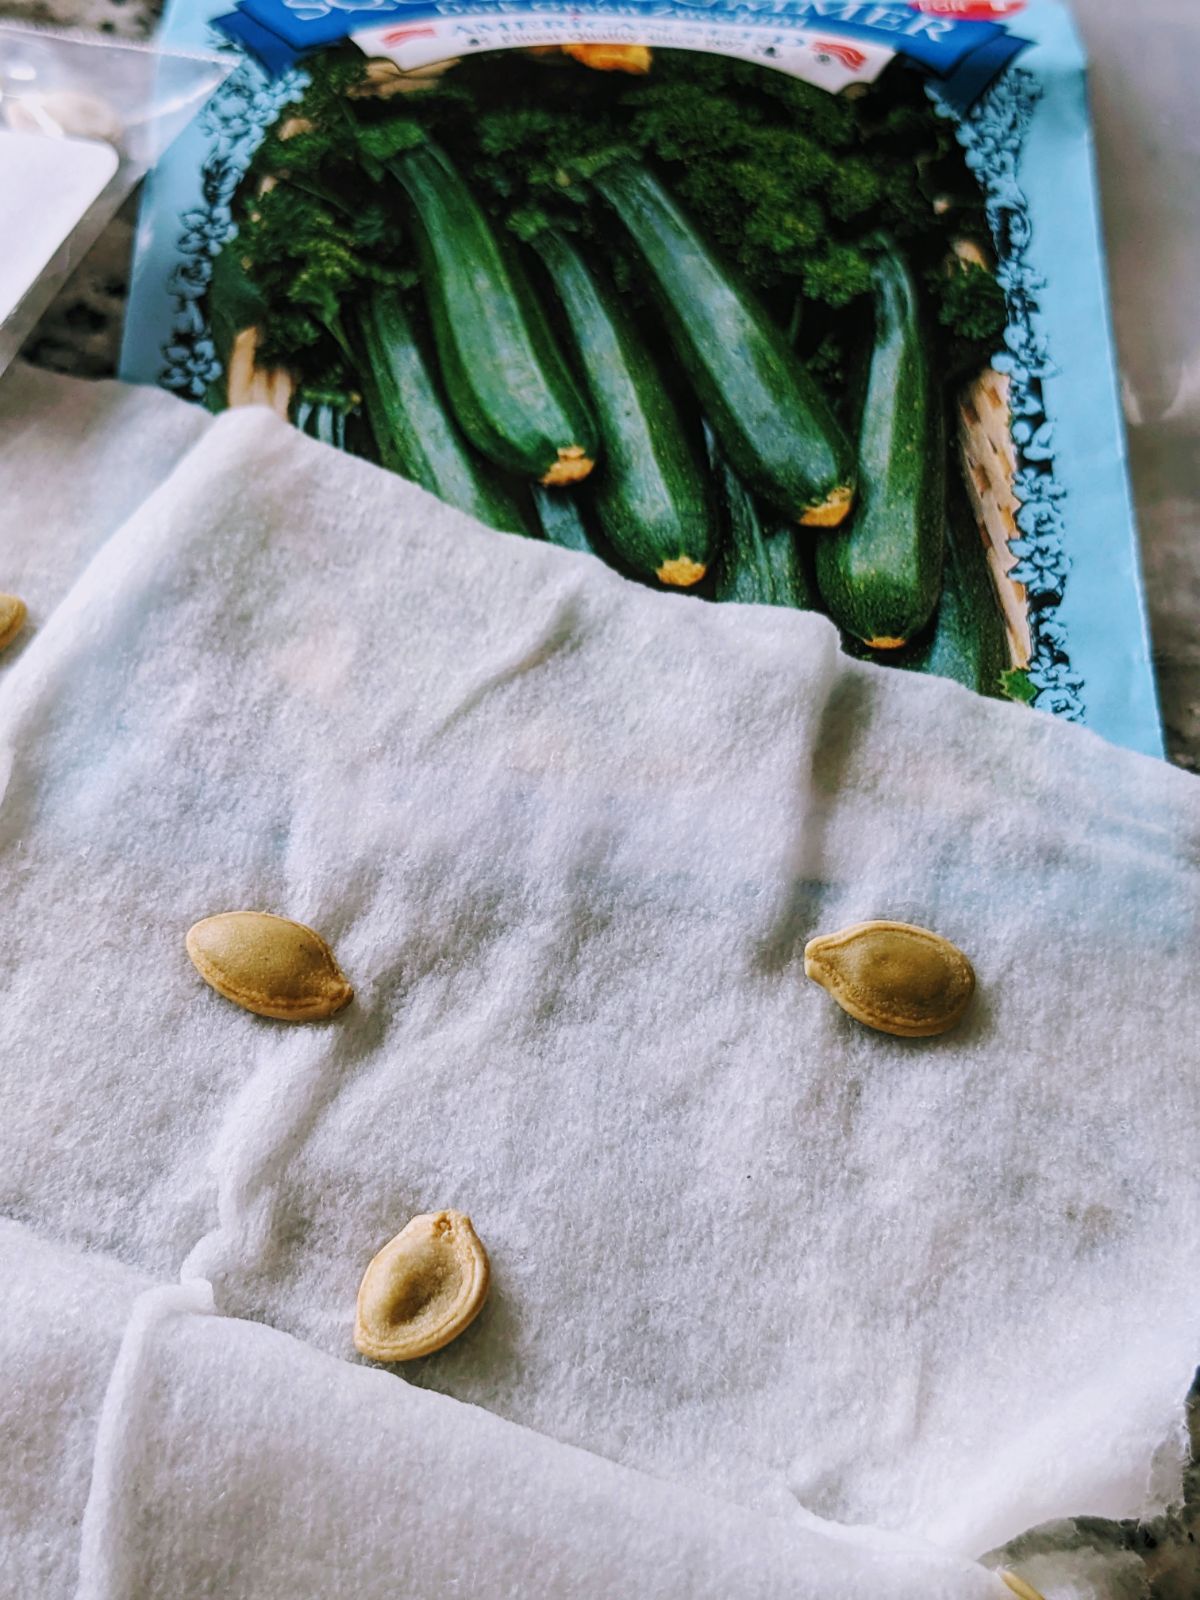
<box><xmin>187</xmin><ymin>35</ymin><xmax>1031</xmax><ymax>709</ymax></box>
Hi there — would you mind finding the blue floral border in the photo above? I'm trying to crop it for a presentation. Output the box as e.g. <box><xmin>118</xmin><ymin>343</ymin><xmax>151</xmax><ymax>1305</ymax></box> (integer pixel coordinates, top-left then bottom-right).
<box><xmin>940</xmin><ymin>68</ymin><xmax>1082</xmax><ymax>721</ymax></box>
<box><xmin>160</xmin><ymin>53</ymin><xmax>1081</xmax><ymax>721</ymax></box>
<box><xmin>159</xmin><ymin>54</ymin><xmax>307</xmax><ymax>403</ymax></box>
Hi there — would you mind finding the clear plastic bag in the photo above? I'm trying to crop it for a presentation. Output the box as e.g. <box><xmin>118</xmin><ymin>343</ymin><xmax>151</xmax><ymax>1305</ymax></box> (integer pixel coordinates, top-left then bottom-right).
<box><xmin>1070</xmin><ymin>0</ymin><xmax>1200</xmax><ymax>770</ymax></box>
<box><xmin>0</xmin><ymin>24</ymin><xmax>230</xmax><ymax>378</ymax></box>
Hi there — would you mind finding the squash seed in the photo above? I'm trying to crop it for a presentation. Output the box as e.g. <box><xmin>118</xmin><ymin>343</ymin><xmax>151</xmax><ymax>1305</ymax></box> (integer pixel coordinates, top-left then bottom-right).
<box><xmin>0</xmin><ymin>594</ymin><xmax>27</xmax><ymax>652</ymax></box>
<box><xmin>999</xmin><ymin>1575</ymin><xmax>1046</xmax><ymax>1600</ymax></box>
<box><xmin>804</xmin><ymin>920</ymin><xmax>975</xmax><ymax>1038</ymax></box>
<box><xmin>185</xmin><ymin>910</ymin><xmax>352</xmax><ymax>1022</ymax></box>
<box><xmin>355</xmin><ymin>1211</ymin><xmax>490</xmax><ymax>1362</ymax></box>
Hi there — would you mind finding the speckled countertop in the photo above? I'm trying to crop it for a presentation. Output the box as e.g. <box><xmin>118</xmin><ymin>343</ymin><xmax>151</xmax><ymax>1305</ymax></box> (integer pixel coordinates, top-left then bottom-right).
<box><xmin>3</xmin><ymin>0</ymin><xmax>155</xmax><ymax>38</ymax></box>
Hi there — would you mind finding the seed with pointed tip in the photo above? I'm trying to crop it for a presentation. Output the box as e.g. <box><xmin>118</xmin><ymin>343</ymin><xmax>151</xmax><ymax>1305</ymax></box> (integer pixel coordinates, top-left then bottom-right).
<box><xmin>0</xmin><ymin>594</ymin><xmax>27</xmax><ymax>652</ymax></box>
<box><xmin>999</xmin><ymin>1574</ymin><xmax>1046</xmax><ymax>1600</ymax></box>
<box><xmin>804</xmin><ymin>920</ymin><xmax>975</xmax><ymax>1038</ymax></box>
<box><xmin>186</xmin><ymin>910</ymin><xmax>353</xmax><ymax>1022</ymax></box>
<box><xmin>355</xmin><ymin>1211</ymin><xmax>490</xmax><ymax>1362</ymax></box>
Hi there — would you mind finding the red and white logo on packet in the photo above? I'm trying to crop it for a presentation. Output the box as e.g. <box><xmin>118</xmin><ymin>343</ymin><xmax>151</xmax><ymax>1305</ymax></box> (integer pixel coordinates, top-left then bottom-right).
<box><xmin>908</xmin><ymin>0</ymin><xmax>1027</xmax><ymax>18</ymax></box>
<box><xmin>812</xmin><ymin>40</ymin><xmax>869</xmax><ymax>71</ymax></box>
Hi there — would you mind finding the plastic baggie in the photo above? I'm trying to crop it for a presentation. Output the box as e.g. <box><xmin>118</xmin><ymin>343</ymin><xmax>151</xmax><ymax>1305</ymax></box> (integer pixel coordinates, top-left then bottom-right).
<box><xmin>0</xmin><ymin>24</ymin><xmax>230</xmax><ymax>379</ymax></box>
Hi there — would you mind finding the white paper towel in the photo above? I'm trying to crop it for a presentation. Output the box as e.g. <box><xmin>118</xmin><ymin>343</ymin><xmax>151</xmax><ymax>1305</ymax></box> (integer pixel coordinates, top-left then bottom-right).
<box><xmin>0</xmin><ymin>1223</ymin><xmax>149</xmax><ymax>1599</ymax></box>
<box><xmin>0</xmin><ymin>362</ymin><xmax>209</xmax><ymax>640</ymax></box>
<box><xmin>1</xmin><ymin>368</ymin><xmax>1197</xmax><ymax>1595</ymax></box>
<box><xmin>2</xmin><ymin>1219</ymin><xmax>1006</xmax><ymax>1600</ymax></box>
<box><xmin>65</xmin><ymin>1253</ymin><xmax>1003</xmax><ymax>1600</ymax></box>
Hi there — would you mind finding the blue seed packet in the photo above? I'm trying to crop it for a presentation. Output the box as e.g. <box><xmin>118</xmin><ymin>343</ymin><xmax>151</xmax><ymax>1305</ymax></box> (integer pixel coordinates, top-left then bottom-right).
<box><xmin>122</xmin><ymin>0</ymin><xmax>1163</xmax><ymax>757</ymax></box>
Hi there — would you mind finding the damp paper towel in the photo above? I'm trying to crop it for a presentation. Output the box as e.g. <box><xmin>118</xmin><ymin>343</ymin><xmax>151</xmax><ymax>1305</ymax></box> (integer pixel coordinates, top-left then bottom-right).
<box><xmin>1</xmin><ymin>365</ymin><xmax>1198</xmax><ymax>1597</ymax></box>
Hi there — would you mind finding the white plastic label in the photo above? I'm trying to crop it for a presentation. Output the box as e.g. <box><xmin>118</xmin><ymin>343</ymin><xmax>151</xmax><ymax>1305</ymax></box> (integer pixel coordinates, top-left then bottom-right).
<box><xmin>351</xmin><ymin>16</ymin><xmax>895</xmax><ymax>93</ymax></box>
<box><xmin>0</xmin><ymin>129</ymin><xmax>118</xmax><ymax>322</ymax></box>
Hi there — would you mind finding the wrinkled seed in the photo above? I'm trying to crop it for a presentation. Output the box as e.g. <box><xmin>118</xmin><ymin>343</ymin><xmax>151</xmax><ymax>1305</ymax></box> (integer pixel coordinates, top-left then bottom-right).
<box><xmin>186</xmin><ymin>910</ymin><xmax>353</xmax><ymax>1021</ymax></box>
<box><xmin>804</xmin><ymin>920</ymin><xmax>975</xmax><ymax>1038</ymax></box>
<box><xmin>355</xmin><ymin>1210</ymin><xmax>490</xmax><ymax>1362</ymax></box>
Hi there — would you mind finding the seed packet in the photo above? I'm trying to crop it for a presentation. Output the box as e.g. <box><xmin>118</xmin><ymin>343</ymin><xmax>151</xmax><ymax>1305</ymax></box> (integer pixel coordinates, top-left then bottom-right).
<box><xmin>122</xmin><ymin>0</ymin><xmax>1163</xmax><ymax>756</ymax></box>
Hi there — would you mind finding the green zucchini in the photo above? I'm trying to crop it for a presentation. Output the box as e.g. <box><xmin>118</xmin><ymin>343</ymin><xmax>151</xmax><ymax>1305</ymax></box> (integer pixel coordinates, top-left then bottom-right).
<box><xmin>388</xmin><ymin>140</ymin><xmax>599</xmax><ymax>485</ymax></box>
<box><xmin>530</xmin><ymin>484</ymin><xmax>600</xmax><ymax>556</ymax></box>
<box><xmin>814</xmin><ymin>242</ymin><xmax>944</xmax><ymax>649</ymax></box>
<box><xmin>906</xmin><ymin>472</ymin><xmax>1009</xmax><ymax>697</ymax></box>
<box><xmin>592</xmin><ymin>161</ymin><xmax>854</xmax><ymax>527</ymax></box>
<box><xmin>351</xmin><ymin>287</ymin><xmax>531</xmax><ymax>537</ymax></box>
<box><xmin>292</xmin><ymin>392</ymin><xmax>376</xmax><ymax>461</ymax></box>
<box><xmin>712</xmin><ymin>452</ymin><xmax>819</xmax><ymax>610</ymax></box>
<box><xmin>532</xmin><ymin>230</ymin><xmax>714</xmax><ymax>587</ymax></box>
<box><xmin>294</xmin><ymin>397</ymin><xmax>351</xmax><ymax>452</ymax></box>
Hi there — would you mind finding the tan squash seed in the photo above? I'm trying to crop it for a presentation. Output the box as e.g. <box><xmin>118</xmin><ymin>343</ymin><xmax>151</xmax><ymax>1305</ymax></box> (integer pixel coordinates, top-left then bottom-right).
<box><xmin>999</xmin><ymin>1575</ymin><xmax>1046</xmax><ymax>1600</ymax></box>
<box><xmin>355</xmin><ymin>1211</ymin><xmax>490</xmax><ymax>1362</ymax></box>
<box><xmin>803</xmin><ymin>920</ymin><xmax>975</xmax><ymax>1038</ymax></box>
<box><xmin>0</xmin><ymin>593</ymin><xmax>27</xmax><ymax>652</ymax></box>
<box><xmin>185</xmin><ymin>910</ymin><xmax>352</xmax><ymax>1021</ymax></box>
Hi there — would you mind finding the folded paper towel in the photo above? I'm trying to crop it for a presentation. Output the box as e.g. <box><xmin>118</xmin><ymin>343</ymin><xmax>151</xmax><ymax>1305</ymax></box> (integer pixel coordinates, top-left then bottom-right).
<box><xmin>0</xmin><ymin>1220</ymin><xmax>1002</xmax><ymax>1600</ymax></box>
<box><xmin>1</xmin><ymin>366</ymin><xmax>1197</xmax><ymax>1595</ymax></box>
<box><xmin>0</xmin><ymin>361</ymin><xmax>209</xmax><ymax>631</ymax></box>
